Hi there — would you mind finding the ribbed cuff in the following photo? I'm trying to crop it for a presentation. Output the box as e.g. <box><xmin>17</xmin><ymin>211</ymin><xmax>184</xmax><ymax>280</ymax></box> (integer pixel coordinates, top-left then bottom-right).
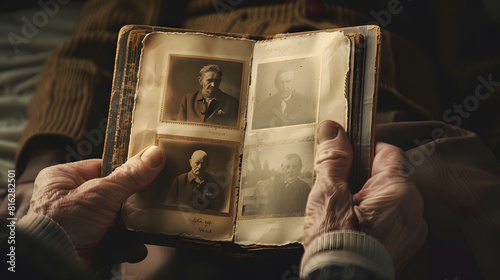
<box><xmin>18</xmin><ymin>213</ymin><xmax>80</xmax><ymax>265</ymax></box>
<box><xmin>301</xmin><ymin>231</ymin><xmax>394</xmax><ymax>279</ymax></box>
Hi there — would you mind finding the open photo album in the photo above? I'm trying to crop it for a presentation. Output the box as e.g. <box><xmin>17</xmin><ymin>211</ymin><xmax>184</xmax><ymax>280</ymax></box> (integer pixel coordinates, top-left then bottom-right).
<box><xmin>102</xmin><ymin>24</ymin><xmax>381</xmax><ymax>249</ymax></box>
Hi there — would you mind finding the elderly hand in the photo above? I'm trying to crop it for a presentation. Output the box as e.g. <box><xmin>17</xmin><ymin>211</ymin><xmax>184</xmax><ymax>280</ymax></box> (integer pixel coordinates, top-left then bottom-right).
<box><xmin>26</xmin><ymin>145</ymin><xmax>166</xmax><ymax>270</ymax></box>
<box><xmin>304</xmin><ymin>120</ymin><xmax>427</xmax><ymax>274</ymax></box>
<box><xmin>0</xmin><ymin>148</ymin><xmax>68</xmax><ymax>220</ymax></box>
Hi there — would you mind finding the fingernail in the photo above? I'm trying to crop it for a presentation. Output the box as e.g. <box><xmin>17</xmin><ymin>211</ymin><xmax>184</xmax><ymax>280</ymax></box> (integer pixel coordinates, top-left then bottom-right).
<box><xmin>141</xmin><ymin>146</ymin><xmax>163</xmax><ymax>168</ymax></box>
<box><xmin>317</xmin><ymin>121</ymin><xmax>340</xmax><ymax>143</ymax></box>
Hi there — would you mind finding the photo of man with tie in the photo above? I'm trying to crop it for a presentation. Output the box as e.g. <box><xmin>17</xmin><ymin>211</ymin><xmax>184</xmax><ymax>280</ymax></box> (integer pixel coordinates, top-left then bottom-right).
<box><xmin>253</xmin><ymin>66</ymin><xmax>317</xmax><ymax>129</ymax></box>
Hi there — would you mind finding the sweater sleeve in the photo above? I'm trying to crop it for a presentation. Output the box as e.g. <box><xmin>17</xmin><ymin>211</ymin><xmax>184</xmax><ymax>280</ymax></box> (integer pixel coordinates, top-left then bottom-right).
<box><xmin>8</xmin><ymin>213</ymin><xmax>93</xmax><ymax>279</ymax></box>
<box><xmin>303</xmin><ymin>263</ymin><xmax>389</xmax><ymax>280</ymax></box>
<box><xmin>17</xmin><ymin>212</ymin><xmax>79</xmax><ymax>264</ymax></box>
<box><xmin>15</xmin><ymin>0</ymin><xmax>162</xmax><ymax>173</ymax></box>
<box><xmin>300</xmin><ymin>231</ymin><xmax>394</xmax><ymax>280</ymax></box>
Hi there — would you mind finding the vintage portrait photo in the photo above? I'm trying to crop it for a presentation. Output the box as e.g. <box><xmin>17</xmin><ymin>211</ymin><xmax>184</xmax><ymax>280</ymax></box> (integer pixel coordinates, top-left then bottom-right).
<box><xmin>251</xmin><ymin>57</ymin><xmax>320</xmax><ymax>130</ymax></box>
<box><xmin>149</xmin><ymin>135</ymin><xmax>238</xmax><ymax>215</ymax></box>
<box><xmin>160</xmin><ymin>55</ymin><xmax>244</xmax><ymax>128</ymax></box>
<box><xmin>240</xmin><ymin>140</ymin><xmax>314</xmax><ymax>217</ymax></box>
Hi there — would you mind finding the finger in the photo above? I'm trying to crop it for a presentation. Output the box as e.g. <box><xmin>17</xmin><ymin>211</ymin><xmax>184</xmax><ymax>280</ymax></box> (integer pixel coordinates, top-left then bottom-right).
<box><xmin>36</xmin><ymin>159</ymin><xmax>103</xmax><ymax>187</ymax></box>
<box><xmin>81</xmin><ymin>146</ymin><xmax>166</xmax><ymax>203</ymax></box>
<box><xmin>371</xmin><ymin>142</ymin><xmax>408</xmax><ymax>178</ymax></box>
<box><xmin>311</xmin><ymin>120</ymin><xmax>353</xmax><ymax>195</ymax></box>
<box><xmin>30</xmin><ymin>159</ymin><xmax>103</xmax><ymax>211</ymax></box>
<box><xmin>353</xmin><ymin>143</ymin><xmax>410</xmax><ymax>202</ymax></box>
<box><xmin>304</xmin><ymin>121</ymin><xmax>355</xmax><ymax>245</ymax></box>
<box><xmin>314</xmin><ymin>121</ymin><xmax>353</xmax><ymax>174</ymax></box>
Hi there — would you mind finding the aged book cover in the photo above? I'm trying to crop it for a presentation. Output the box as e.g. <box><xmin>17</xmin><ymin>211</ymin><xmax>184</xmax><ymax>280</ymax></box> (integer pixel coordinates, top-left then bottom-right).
<box><xmin>102</xmin><ymin>25</ymin><xmax>381</xmax><ymax>250</ymax></box>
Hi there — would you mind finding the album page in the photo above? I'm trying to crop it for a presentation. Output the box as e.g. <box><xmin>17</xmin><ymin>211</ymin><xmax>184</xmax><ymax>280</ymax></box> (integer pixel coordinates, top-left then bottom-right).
<box><xmin>122</xmin><ymin>32</ymin><xmax>254</xmax><ymax>241</ymax></box>
<box><xmin>235</xmin><ymin>31</ymin><xmax>351</xmax><ymax>245</ymax></box>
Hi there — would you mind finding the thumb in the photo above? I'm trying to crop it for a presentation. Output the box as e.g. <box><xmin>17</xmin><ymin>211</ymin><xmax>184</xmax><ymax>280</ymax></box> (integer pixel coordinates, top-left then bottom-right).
<box><xmin>314</xmin><ymin>120</ymin><xmax>353</xmax><ymax>180</ymax></box>
<box><xmin>303</xmin><ymin>121</ymin><xmax>356</xmax><ymax>246</ymax></box>
<box><xmin>90</xmin><ymin>146</ymin><xmax>166</xmax><ymax>203</ymax></box>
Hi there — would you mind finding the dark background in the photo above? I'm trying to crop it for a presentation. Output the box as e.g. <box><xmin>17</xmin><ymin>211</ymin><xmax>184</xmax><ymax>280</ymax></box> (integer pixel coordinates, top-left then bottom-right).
<box><xmin>1</xmin><ymin>1</ymin><xmax>499</xmax><ymax>280</ymax></box>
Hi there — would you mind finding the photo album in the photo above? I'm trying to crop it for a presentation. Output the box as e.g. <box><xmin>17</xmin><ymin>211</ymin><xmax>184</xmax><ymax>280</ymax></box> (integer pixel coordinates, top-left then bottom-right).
<box><xmin>102</xmin><ymin>24</ymin><xmax>381</xmax><ymax>250</ymax></box>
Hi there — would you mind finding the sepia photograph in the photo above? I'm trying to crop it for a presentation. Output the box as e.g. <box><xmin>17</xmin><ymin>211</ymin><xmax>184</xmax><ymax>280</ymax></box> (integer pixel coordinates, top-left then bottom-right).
<box><xmin>149</xmin><ymin>135</ymin><xmax>238</xmax><ymax>215</ymax></box>
<box><xmin>251</xmin><ymin>57</ymin><xmax>320</xmax><ymax>130</ymax></box>
<box><xmin>161</xmin><ymin>55</ymin><xmax>245</xmax><ymax>128</ymax></box>
<box><xmin>240</xmin><ymin>140</ymin><xmax>314</xmax><ymax>217</ymax></box>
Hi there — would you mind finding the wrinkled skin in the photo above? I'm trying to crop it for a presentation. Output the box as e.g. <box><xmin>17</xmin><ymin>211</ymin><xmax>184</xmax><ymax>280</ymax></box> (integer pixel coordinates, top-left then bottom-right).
<box><xmin>26</xmin><ymin>146</ymin><xmax>166</xmax><ymax>270</ymax></box>
<box><xmin>22</xmin><ymin>120</ymin><xmax>426</xmax><ymax>274</ymax></box>
<box><xmin>304</xmin><ymin>120</ymin><xmax>427</xmax><ymax>274</ymax></box>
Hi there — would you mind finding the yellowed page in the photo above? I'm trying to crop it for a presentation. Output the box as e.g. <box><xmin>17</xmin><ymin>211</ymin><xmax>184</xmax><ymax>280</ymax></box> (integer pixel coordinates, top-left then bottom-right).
<box><xmin>122</xmin><ymin>32</ymin><xmax>253</xmax><ymax>241</ymax></box>
<box><xmin>236</xmin><ymin>31</ymin><xmax>350</xmax><ymax>245</ymax></box>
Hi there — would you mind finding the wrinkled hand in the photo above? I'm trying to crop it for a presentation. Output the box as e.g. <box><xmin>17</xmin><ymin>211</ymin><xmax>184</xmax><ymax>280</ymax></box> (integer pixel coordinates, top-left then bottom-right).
<box><xmin>304</xmin><ymin>120</ymin><xmax>427</xmax><ymax>273</ymax></box>
<box><xmin>27</xmin><ymin>146</ymin><xmax>165</xmax><ymax>270</ymax></box>
<box><xmin>1</xmin><ymin>147</ymin><xmax>70</xmax><ymax>220</ymax></box>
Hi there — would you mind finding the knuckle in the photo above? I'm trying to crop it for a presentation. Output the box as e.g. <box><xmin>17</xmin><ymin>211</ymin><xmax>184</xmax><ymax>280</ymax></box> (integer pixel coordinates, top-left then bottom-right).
<box><xmin>375</xmin><ymin>143</ymin><xmax>408</xmax><ymax>168</ymax></box>
<box><xmin>34</xmin><ymin>166</ymin><xmax>66</xmax><ymax>191</ymax></box>
<box><xmin>35</xmin><ymin>167</ymin><xmax>54</xmax><ymax>187</ymax></box>
<box><xmin>316</xmin><ymin>148</ymin><xmax>352</xmax><ymax>164</ymax></box>
<box><xmin>77</xmin><ymin>186</ymin><xmax>121</xmax><ymax>211</ymax></box>
<box><xmin>377</xmin><ymin>142</ymin><xmax>405</xmax><ymax>157</ymax></box>
<box><xmin>110</xmin><ymin>160</ymin><xmax>146</xmax><ymax>189</ymax></box>
<box><xmin>310</xmin><ymin>173</ymin><xmax>349</xmax><ymax>201</ymax></box>
<box><xmin>315</xmin><ymin>149</ymin><xmax>352</xmax><ymax>178</ymax></box>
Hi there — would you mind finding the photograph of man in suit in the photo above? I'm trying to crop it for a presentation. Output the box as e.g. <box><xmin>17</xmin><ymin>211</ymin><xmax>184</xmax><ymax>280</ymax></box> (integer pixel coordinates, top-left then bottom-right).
<box><xmin>176</xmin><ymin>64</ymin><xmax>239</xmax><ymax>127</ymax></box>
<box><xmin>266</xmin><ymin>153</ymin><xmax>311</xmax><ymax>215</ymax></box>
<box><xmin>165</xmin><ymin>150</ymin><xmax>226</xmax><ymax>211</ymax></box>
<box><xmin>253</xmin><ymin>67</ymin><xmax>316</xmax><ymax>129</ymax></box>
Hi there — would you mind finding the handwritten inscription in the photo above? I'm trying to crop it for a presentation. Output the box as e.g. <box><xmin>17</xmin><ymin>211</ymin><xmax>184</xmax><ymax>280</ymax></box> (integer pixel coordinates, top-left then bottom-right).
<box><xmin>198</xmin><ymin>227</ymin><xmax>213</xmax><ymax>233</ymax></box>
<box><xmin>191</xmin><ymin>217</ymin><xmax>214</xmax><ymax>234</ymax></box>
<box><xmin>191</xmin><ymin>217</ymin><xmax>203</xmax><ymax>225</ymax></box>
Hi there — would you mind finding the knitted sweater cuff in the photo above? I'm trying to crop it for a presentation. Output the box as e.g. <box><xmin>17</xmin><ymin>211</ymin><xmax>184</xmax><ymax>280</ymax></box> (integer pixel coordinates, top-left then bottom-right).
<box><xmin>18</xmin><ymin>213</ymin><xmax>80</xmax><ymax>265</ymax></box>
<box><xmin>300</xmin><ymin>230</ymin><xmax>394</xmax><ymax>279</ymax></box>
